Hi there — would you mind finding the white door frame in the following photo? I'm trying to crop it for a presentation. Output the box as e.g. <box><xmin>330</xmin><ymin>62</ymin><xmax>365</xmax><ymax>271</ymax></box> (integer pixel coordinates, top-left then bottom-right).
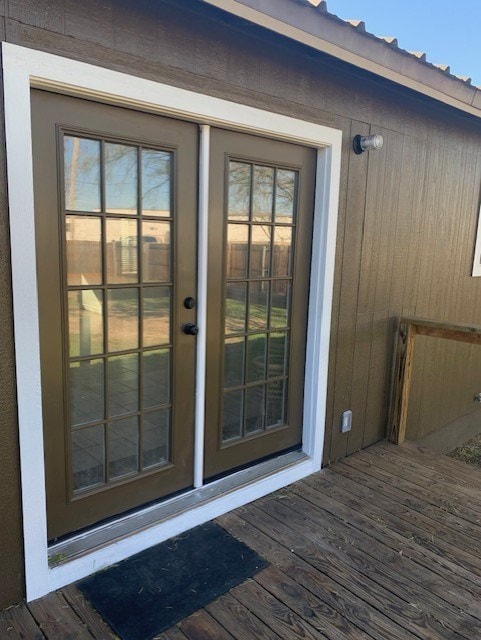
<box><xmin>2</xmin><ymin>42</ymin><xmax>342</xmax><ymax>601</ymax></box>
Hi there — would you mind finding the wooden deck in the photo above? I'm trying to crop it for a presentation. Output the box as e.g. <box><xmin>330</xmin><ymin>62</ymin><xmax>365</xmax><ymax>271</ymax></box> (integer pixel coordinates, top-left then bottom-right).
<box><xmin>3</xmin><ymin>440</ymin><xmax>481</xmax><ymax>640</ymax></box>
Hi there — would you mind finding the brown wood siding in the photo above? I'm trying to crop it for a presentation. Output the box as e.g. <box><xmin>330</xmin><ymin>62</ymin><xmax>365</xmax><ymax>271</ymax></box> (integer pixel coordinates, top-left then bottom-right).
<box><xmin>0</xmin><ymin>53</ymin><xmax>24</xmax><ymax>608</ymax></box>
<box><xmin>1</xmin><ymin>0</ymin><xmax>481</xmax><ymax>605</ymax></box>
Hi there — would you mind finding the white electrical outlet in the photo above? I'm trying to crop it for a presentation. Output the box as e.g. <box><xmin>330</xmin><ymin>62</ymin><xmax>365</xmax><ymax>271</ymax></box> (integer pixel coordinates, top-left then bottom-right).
<box><xmin>341</xmin><ymin>410</ymin><xmax>352</xmax><ymax>433</ymax></box>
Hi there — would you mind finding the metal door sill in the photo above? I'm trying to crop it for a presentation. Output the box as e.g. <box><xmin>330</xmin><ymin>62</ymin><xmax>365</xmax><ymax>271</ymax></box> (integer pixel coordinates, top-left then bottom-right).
<box><xmin>48</xmin><ymin>450</ymin><xmax>309</xmax><ymax>566</ymax></box>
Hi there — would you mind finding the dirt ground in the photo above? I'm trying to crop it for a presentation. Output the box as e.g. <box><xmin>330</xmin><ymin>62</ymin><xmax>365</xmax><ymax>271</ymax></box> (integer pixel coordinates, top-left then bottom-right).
<box><xmin>448</xmin><ymin>433</ymin><xmax>481</xmax><ymax>469</ymax></box>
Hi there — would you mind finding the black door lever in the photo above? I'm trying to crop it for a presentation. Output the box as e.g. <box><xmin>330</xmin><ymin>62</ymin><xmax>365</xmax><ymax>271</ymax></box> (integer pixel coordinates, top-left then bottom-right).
<box><xmin>182</xmin><ymin>323</ymin><xmax>199</xmax><ymax>336</ymax></box>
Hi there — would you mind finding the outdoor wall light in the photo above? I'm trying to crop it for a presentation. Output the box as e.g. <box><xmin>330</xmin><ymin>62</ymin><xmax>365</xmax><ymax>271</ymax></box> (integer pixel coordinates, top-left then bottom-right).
<box><xmin>353</xmin><ymin>133</ymin><xmax>384</xmax><ymax>154</ymax></box>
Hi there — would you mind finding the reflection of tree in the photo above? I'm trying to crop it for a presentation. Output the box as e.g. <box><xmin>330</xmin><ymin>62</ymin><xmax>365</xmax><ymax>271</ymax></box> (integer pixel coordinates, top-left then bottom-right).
<box><xmin>67</xmin><ymin>136</ymin><xmax>80</xmax><ymax>211</ymax></box>
<box><xmin>65</xmin><ymin>136</ymin><xmax>101</xmax><ymax>211</ymax></box>
<box><xmin>104</xmin><ymin>144</ymin><xmax>171</xmax><ymax>211</ymax></box>
<box><xmin>142</xmin><ymin>149</ymin><xmax>171</xmax><ymax>211</ymax></box>
<box><xmin>228</xmin><ymin>162</ymin><xmax>296</xmax><ymax>219</ymax></box>
<box><xmin>228</xmin><ymin>162</ymin><xmax>250</xmax><ymax>216</ymax></box>
<box><xmin>65</xmin><ymin>135</ymin><xmax>171</xmax><ymax>213</ymax></box>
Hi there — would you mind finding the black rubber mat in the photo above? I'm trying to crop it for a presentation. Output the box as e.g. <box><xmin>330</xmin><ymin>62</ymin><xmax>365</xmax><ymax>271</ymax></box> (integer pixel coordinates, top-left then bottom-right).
<box><xmin>77</xmin><ymin>521</ymin><xmax>268</xmax><ymax>640</ymax></box>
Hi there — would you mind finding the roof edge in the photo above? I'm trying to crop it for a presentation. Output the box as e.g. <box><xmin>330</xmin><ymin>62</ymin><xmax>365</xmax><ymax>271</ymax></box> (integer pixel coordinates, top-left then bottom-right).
<box><xmin>202</xmin><ymin>0</ymin><xmax>481</xmax><ymax>120</ymax></box>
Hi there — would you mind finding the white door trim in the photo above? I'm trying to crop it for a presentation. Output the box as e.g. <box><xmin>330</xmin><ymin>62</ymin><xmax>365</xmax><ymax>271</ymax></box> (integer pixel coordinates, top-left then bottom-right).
<box><xmin>2</xmin><ymin>42</ymin><xmax>342</xmax><ymax>601</ymax></box>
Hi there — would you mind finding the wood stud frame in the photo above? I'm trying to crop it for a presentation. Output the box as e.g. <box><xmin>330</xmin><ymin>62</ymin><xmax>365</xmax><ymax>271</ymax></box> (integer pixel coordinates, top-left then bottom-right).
<box><xmin>389</xmin><ymin>317</ymin><xmax>481</xmax><ymax>444</ymax></box>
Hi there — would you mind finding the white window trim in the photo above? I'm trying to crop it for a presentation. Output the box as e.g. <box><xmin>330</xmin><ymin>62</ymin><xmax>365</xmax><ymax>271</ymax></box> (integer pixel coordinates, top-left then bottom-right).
<box><xmin>2</xmin><ymin>42</ymin><xmax>342</xmax><ymax>601</ymax></box>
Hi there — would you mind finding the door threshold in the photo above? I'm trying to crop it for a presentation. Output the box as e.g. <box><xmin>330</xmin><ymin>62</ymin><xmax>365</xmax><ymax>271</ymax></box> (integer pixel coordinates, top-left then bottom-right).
<box><xmin>48</xmin><ymin>450</ymin><xmax>309</xmax><ymax>566</ymax></box>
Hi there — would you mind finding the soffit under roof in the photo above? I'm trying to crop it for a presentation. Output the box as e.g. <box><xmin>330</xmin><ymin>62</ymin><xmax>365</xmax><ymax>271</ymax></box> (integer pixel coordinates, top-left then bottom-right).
<box><xmin>201</xmin><ymin>0</ymin><xmax>481</xmax><ymax>120</ymax></box>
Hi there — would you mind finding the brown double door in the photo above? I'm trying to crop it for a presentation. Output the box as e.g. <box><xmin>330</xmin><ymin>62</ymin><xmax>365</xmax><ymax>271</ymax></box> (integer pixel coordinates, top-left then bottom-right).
<box><xmin>32</xmin><ymin>91</ymin><xmax>315</xmax><ymax>540</ymax></box>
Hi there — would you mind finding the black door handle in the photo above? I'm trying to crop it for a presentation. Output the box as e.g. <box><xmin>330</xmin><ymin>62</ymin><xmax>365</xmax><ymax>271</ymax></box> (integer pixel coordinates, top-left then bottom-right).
<box><xmin>182</xmin><ymin>323</ymin><xmax>199</xmax><ymax>336</ymax></box>
<box><xmin>184</xmin><ymin>296</ymin><xmax>196</xmax><ymax>309</ymax></box>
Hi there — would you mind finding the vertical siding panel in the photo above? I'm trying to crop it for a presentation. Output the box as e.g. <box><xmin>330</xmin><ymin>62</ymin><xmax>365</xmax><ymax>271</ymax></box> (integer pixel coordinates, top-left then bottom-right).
<box><xmin>362</xmin><ymin>314</ymin><xmax>391</xmax><ymax>446</ymax></box>
<box><xmin>355</xmin><ymin>131</ymin><xmax>388</xmax><ymax>317</ymax></box>
<box><xmin>226</xmin><ymin>37</ymin><xmax>261</xmax><ymax>91</ymax></box>
<box><xmin>387</xmin><ymin>135</ymin><xmax>417</xmax><ymax>315</ymax></box>
<box><xmin>344</xmin><ymin>127</ymin><xmax>387</xmax><ymax>452</ymax></box>
<box><xmin>406</xmin><ymin>137</ymin><xmax>438</xmax><ymax>439</ymax></box>
<box><xmin>372</xmin><ymin>130</ymin><xmax>404</xmax><ymax>315</ymax></box>
<box><xmin>324</xmin><ymin>116</ymin><xmax>352</xmax><ymax>464</ymax></box>
<box><xmin>329</xmin><ymin>120</ymin><xmax>370</xmax><ymax>461</ymax></box>
<box><xmin>383</xmin><ymin>136</ymin><xmax>417</xmax><ymax>444</ymax></box>
<box><xmin>420</xmin><ymin>138</ymin><xmax>455</xmax><ymax>435</ymax></box>
<box><xmin>415</xmin><ymin>132</ymin><xmax>481</xmax><ymax>441</ymax></box>
<box><xmin>363</xmin><ymin>129</ymin><xmax>404</xmax><ymax>446</ymax></box>
<box><xmin>454</xmin><ymin>140</ymin><xmax>481</xmax><ymax>322</ymax></box>
<box><xmin>156</xmin><ymin>6</ymin><xmax>198</xmax><ymax>72</ymax></box>
<box><xmin>0</xmin><ymin>62</ymin><xmax>24</xmax><ymax>608</ymax></box>
<box><xmin>401</xmin><ymin>139</ymin><xmax>429</xmax><ymax>313</ymax></box>
<box><xmin>195</xmin><ymin>22</ymin><xmax>229</xmax><ymax>82</ymax></box>
<box><xmin>453</xmin><ymin>142</ymin><xmax>481</xmax><ymax>425</ymax></box>
<box><xmin>399</xmin><ymin>137</ymin><xmax>428</xmax><ymax>441</ymax></box>
<box><xmin>413</xmin><ymin>136</ymin><xmax>447</xmax><ymax>439</ymax></box>
<box><xmin>112</xmin><ymin>2</ymin><xmax>157</xmax><ymax>59</ymax></box>
<box><xmin>8</xmin><ymin>0</ymin><xmax>62</xmax><ymax>31</ymax></box>
<box><xmin>64</xmin><ymin>0</ymin><xmax>113</xmax><ymax>48</ymax></box>
<box><xmin>437</xmin><ymin>139</ymin><xmax>472</xmax><ymax>429</ymax></box>
<box><xmin>346</xmin><ymin>311</ymin><xmax>373</xmax><ymax>452</ymax></box>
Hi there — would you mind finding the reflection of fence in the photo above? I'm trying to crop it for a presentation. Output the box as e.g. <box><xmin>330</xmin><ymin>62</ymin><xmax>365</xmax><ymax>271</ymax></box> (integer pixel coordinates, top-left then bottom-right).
<box><xmin>67</xmin><ymin>241</ymin><xmax>100</xmax><ymax>285</ymax></box>
<box><xmin>69</xmin><ymin>240</ymin><xmax>288</xmax><ymax>286</ymax></box>
<box><xmin>141</xmin><ymin>243</ymin><xmax>169</xmax><ymax>281</ymax></box>
<box><xmin>67</xmin><ymin>240</ymin><xmax>170</xmax><ymax>283</ymax></box>
<box><xmin>226</xmin><ymin>242</ymin><xmax>291</xmax><ymax>286</ymax></box>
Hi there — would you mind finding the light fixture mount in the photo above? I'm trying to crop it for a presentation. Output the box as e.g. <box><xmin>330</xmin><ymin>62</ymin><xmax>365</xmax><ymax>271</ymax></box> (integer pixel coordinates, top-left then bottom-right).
<box><xmin>353</xmin><ymin>133</ymin><xmax>384</xmax><ymax>154</ymax></box>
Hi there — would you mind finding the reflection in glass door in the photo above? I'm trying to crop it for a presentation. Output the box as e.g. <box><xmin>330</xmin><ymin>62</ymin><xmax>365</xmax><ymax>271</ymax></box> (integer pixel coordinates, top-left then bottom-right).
<box><xmin>65</xmin><ymin>136</ymin><xmax>174</xmax><ymax>493</ymax></box>
<box><xmin>222</xmin><ymin>162</ymin><xmax>296</xmax><ymax>442</ymax></box>
<box><xmin>205</xmin><ymin>129</ymin><xmax>316</xmax><ymax>479</ymax></box>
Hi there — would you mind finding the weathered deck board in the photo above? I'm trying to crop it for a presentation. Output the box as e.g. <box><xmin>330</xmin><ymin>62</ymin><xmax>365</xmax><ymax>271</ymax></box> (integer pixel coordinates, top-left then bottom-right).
<box><xmin>338</xmin><ymin>454</ymin><xmax>481</xmax><ymax>539</ymax></box>
<box><xmin>254</xmin><ymin>565</ymin><xmax>374</xmax><ymax>640</ymax></box>
<box><xmin>299</xmin><ymin>469</ymin><xmax>481</xmax><ymax>606</ymax></box>
<box><xmin>230</xmin><ymin>578</ymin><xmax>328</xmax><ymax>640</ymax></box>
<box><xmin>264</xmin><ymin>488</ymin><xmax>481</xmax><ymax>637</ymax></box>
<box><xmin>2</xmin><ymin>441</ymin><xmax>480</xmax><ymax>639</ymax></box>
<box><xmin>219</xmin><ymin>511</ymin><xmax>407</xmax><ymax>640</ymax></box>
<box><xmin>178</xmin><ymin>609</ymin><xmax>235</xmax><ymax>640</ymax></box>
<box><xmin>308</xmin><ymin>465</ymin><xmax>481</xmax><ymax>580</ymax></box>
<box><xmin>240</xmin><ymin>502</ymin><xmax>449</xmax><ymax>640</ymax></box>
<box><xmin>156</xmin><ymin>628</ymin><xmax>190</xmax><ymax>640</ymax></box>
<box><xmin>61</xmin><ymin>585</ymin><xmax>117</xmax><ymax>640</ymax></box>
<box><xmin>205</xmin><ymin>591</ymin><xmax>283</xmax><ymax>640</ymax></box>
<box><xmin>0</xmin><ymin>601</ymin><xmax>45</xmax><ymax>639</ymax></box>
<box><xmin>28</xmin><ymin>592</ymin><xmax>94</xmax><ymax>639</ymax></box>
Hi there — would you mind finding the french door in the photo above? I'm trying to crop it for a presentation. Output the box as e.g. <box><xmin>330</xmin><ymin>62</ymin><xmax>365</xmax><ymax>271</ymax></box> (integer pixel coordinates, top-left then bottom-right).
<box><xmin>204</xmin><ymin>129</ymin><xmax>315</xmax><ymax>478</ymax></box>
<box><xmin>32</xmin><ymin>91</ymin><xmax>198</xmax><ymax>540</ymax></box>
<box><xmin>31</xmin><ymin>91</ymin><xmax>315</xmax><ymax>541</ymax></box>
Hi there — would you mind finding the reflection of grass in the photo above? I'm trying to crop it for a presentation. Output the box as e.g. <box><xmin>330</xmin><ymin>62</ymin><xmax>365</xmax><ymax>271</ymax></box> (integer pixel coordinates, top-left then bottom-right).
<box><xmin>69</xmin><ymin>298</ymin><xmax>169</xmax><ymax>358</ymax></box>
<box><xmin>144</xmin><ymin>297</ymin><xmax>169</xmax><ymax>314</ymax></box>
<box><xmin>109</xmin><ymin>298</ymin><xmax>169</xmax><ymax>315</ymax></box>
<box><xmin>108</xmin><ymin>301</ymin><xmax>137</xmax><ymax>314</ymax></box>
<box><xmin>226</xmin><ymin>298</ymin><xmax>287</xmax><ymax>331</ymax></box>
<box><xmin>224</xmin><ymin>333</ymin><xmax>287</xmax><ymax>388</ymax></box>
<box><xmin>107</xmin><ymin>288</ymin><xmax>170</xmax><ymax>315</ymax></box>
